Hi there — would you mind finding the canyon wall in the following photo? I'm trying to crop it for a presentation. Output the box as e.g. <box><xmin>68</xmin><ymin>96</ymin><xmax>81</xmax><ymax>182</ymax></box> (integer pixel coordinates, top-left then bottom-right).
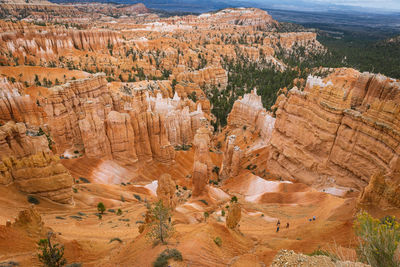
<box><xmin>268</xmin><ymin>68</ymin><xmax>400</xmax><ymax>189</ymax></box>
<box><xmin>0</xmin><ymin>77</ymin><xmax>45</xmax><ymax>126</ymax></box>
<box><xmin>0</xmin><ymin>121</ymin><xmax>73</xmax><ymax>203</ymax></box>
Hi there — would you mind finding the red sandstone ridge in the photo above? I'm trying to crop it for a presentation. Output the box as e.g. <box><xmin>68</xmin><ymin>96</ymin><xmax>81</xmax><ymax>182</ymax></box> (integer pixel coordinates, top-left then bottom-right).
<box><xmin>197</xmin><ymin>8</ymin><xmax>277</xmax><ymax>30</ymax></box>
<box><xmin>268</xmin><ymin>68</ymin><xmax>400</xmax><ymax>191</ymax></box>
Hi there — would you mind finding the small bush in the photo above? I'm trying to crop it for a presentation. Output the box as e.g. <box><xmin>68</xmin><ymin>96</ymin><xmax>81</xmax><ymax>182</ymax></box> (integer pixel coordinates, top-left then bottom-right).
<box><xmin>230</xmin><ymin>196</ymin><xmax>238</xmax><ymax>203</ymax></box>
<box><xmin>108</xmin><ymin>209</ymin><xmax>115</xmax><ymax>213</ymax></box>
<box><xmin>69</xmin><ymin>216</ymin><xmax>82</xmax><ymax>220</ymax></box>
<box><xmin>72</xmin><ymin>188</ymin><xmax>78</xmax><ymax>193</ymax></box>
<box><xmin>120</xmin><ymin>195</ymin><xmax>125</xmax><ymax>202</ymax></box>
<box><xmin>221</xmin><ymin>209</ymin><xmax>225</xmax><ymax>217</ymax></box>
<box><xmin>38</xmin><ymin>234</ymin><xmax>67</xmax><ymax>267</ymax></box>
<box><xmin>153</xmin><ymin>249</ymin><xmax>183</xmax><ymax>267</ymax></box>
<box><xmin>355</xmin><ymin>211</ymin><xmax>400</xmax><ymax>267</ymax></box>
<box><xmin>109</xmin><ymin>237</ymin><xmax>122</xmax><ymax>243</ymax></box>
<box><xmin>183</xmin><ymin>186</ymin><xmax>187</xmax><ymax>190</ymax></box>
<box><xmin>79</xmin><ymin>177</ymin><xmax>90</xmax><ymax>183</ymax></box>
<box><xmin>55</xmin><ymin>216</ymin><xmax>66</xmax><ymax>220</ymax></box>
<box><xmin>199</xmin><ymin>199</ymin><xmax>208</xmax><ymax>206</ymax></box>
<box><xmin>121</xmin><ymin>182</ymin><xmax>126</xmax><ymax>186</ymax></box>
<box><xmin>27</xmin><ymin>195</ymin><xmax>40</xmax><ymax>205</ymax></box>
<box><xmin>133</xmin><ymin>194</ymin><xmax>141</xmax><ymax>201</ymax></box>
<box><xmin>97</xmin><ymin>202</ymin><xmax>105</xmax><ymax>214</ymax></box>
<box><xmin>116</xmin><ymin>209</ymin><xmax>122</xmax><ymax>216</ymax></box>
<box><xmin>73</xmin><ymin>150</ymin><xmax>79</xmax><ymax>154</ymax></box>
<box><xmin>214</xmin><ymin>236</ymin><xmax>222</xmax><ymax>247</ymax></box>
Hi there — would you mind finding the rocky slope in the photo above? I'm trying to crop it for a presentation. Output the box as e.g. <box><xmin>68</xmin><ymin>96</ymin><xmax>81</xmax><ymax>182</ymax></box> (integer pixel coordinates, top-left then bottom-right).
<box><xmin>268</xmin><ymin>68</ymin><xmax>400</xmax><ymax>191</ymax></box>
<box><xmin>0</xmin><ymin>121</ymin><xmax>73</xmax><ymax>203</ymax></box>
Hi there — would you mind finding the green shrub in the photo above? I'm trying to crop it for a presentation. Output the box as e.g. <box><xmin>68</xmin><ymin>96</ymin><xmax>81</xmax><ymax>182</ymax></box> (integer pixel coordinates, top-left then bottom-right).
<box><xmin>230</xmin><ymin>196</ymin><xmax>238</xmax><ymax>203</ymax></box>
<box><xmin>72</xmin><ymin>188</ymin><xmax>78</xmax><ymax>193</ymax></box>
<box><xmin>27</xmin><ymin>195</ymin><xmax>40</xmax><ymax>205</ymax></box>
<box><xmin>78</xmin><ymin>177</ymin><xmax>90</xmax><ymax>183</ymax></box>
<box><xmin>97</xmin><ymin>202</ymin><xmax>105</xmax><ymax>214</ymax></box>
<box><xmin>199</xmin><ymin>199</ymin><xmax>208</xmax><ymax>206</ymax></box>
<box><xmin>73</xmin><ymin>150</ymin><xmax>79</xmax><ymax>154</ymax></box>
<box><xmin>214</xmin><ymin>236</ymin><xmax>222</xmax><ymax>247</ymax></box>
<box><xmin>38</xmin><ymin>233</ymin><xmax>67</xmax><ymax>267</ymax></box>
<box><xmin>116</xmin><ymin>209</ymin><xmax>122</xmax><ymax>216</ymax></box>
<box><xmin>355</xmin><ymin>212</ymin><xmax>400</xmax><ymax>267</ymax></box>
<box><xmin>153</xmin><ymin>248</ymin><xmax>183</xmax><ymax>267</ymax></box>
<box><xmin>221</xmin><ymin>209</ymin><xmax>225</xmax><ymax>217</ymax></box>
<box><xmin>133</xmin><ymin>194</ymin><xmax>141</xmax><ymax>201</ymax></box>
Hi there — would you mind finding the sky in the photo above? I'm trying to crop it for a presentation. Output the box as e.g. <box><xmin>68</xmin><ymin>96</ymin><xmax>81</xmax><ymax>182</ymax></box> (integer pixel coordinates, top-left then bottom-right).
<box><xmin>245</xmin><ymin>0</ymin><xmax>400</xmax><ymax>12</ymax></box>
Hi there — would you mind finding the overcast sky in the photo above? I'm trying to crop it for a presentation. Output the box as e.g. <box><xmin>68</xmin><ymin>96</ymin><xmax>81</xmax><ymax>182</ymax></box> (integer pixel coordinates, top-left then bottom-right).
<box><xmin>310</xmin><ymin>0</ymin><xmax>400</xmax><ymax>9</ymax></box>
<box><xmin>246</xmin><ymin>0</ymin><xmax>400</xmax><ymax>12</ymax></box>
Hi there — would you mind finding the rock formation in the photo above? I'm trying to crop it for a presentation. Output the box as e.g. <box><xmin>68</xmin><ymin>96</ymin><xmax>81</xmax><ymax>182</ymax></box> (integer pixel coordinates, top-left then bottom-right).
<box><xmin>42</xmin><ymin>74</ymin><xmax>181</xmax><ymax>163</ymax></box>
<box><xmin>268</xmin><ymin>69</ymin><xmax>400</xmax><ymax>189</ymax></box>
<box><xmin>219</xmin><ymin>135</ymin><xmax>242</xmax><ymax>180</ymax></box>
<box><xmin>156</xmin><ymin>173</ymin><xmax>177</xmax><ymax>210</ymax></box>
<box><xmin>227</xmin><ymin>89</ymin><xmax>275</xmax><ymax>141</ymax></box>
<box><xmin>192</xmin><ymin>124</ymin><xmax>213</xmax><ymax>196</ymax></box>
<box><xmin>357</xmin><ymin>158</ymin><xmax>400</xmax><ymax>209</ymax></box>
<box><xmin>0</xmin><ymin>77</ymin><xmax>45</xmax><ymax>126</ymax></box>
<box><xmin>226</xmin><ymin>202</ymin><xmax>241</xmax><ymax>229</ymax></box>
<box><xmin>0</xmin><ymin>121</ymin><xmax>73</xmax><ymax>203</ymax></box>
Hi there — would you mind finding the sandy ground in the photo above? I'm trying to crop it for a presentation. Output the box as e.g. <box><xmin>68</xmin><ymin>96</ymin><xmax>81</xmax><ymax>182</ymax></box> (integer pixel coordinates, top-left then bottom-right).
<box><xmin>0</xmin><ymin>146</ymin><xmax>371</xmax><ymax>266</ymax></box>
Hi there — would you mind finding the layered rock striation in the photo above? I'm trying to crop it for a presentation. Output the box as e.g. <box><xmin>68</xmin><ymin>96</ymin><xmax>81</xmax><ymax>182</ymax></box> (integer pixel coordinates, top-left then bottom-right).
<box><xmin>268</xmin><ymin>68</ymin><xmax>400</xmax><ymax>189</ymax></box>
<box><xmin>0</xmin><ymin>121</ymin><xmax>73</xmax><ymax>203</ymax></box>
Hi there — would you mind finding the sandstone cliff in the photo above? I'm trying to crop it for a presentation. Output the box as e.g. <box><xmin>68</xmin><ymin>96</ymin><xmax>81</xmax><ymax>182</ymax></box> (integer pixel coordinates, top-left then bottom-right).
<box><xmin>268</xmin><ymin>68</ymin><xmax>400</xmax><ymax>190</ymax></box>
<box><xmin>0</xmin><ymin>77</ymin><xmax>45</xmax><ymax>126</ymax></box>
<box><xmin>0</xmin><ymin>121</ymin><xmax>73</xmax><ymax>203</ymax></box>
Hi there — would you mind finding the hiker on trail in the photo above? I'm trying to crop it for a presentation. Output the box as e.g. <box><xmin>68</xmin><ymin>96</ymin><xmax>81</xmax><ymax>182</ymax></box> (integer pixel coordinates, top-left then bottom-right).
<box><xmin>313</xmin><ymin>216</ymin><xmax>316</xmax><ymax>221</ymax></box>
<box><xmin>286</xmin><ymin>222</ymin><xmax>289</xmax><ymax>229</ymax></box>
<box><xmin>276</xmin><ymin>226</ymin><xmax>280</xmax><ymax>233</ymax></box>
<box><xmin>277</xmin><ymin>220</ymin><xmax>280</xmax><ymax>226</ymax></box>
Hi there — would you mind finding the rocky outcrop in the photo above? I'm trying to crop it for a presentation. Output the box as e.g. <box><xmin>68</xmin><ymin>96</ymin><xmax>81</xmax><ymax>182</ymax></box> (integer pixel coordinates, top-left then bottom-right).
<box><xmin>219</xmin><ymin>135</ymin><xmax>242</xmax><ymax>180</ymax></box>
<box><xmin>268</xmin><ymin>69</ymin><xmax>400</xmax><ymax>189</ymax></box>
<box><xmin>198</xmin><ymin>8</ymin><xmax>277</xmax><ymax>30</ymax></box>
<box><xmin>0</xmin><ymin>121</ymin><xmax>73</xmax><ymax>203</ymax></box>
<box><xmin>0</xmin><ymin>78</ymin><xmax>45</xmax><ymax>126</ymax></box>
<box><xmin>43</xmin><ymin>74</ymin><xmax>178</xmax><ymax>163</ymax></box>
<box><xmin>357</xmin><ymin>158</ymin><xmax>400</xmax><ymax>209</ymax></box>
<box><xmin>227</xmin><ymin>89</ymin><xmax>275</xmax><ymax>141</ymax></box>
<box><xmin>156</xmin><ymin>173</ymin><xmax>177</xmax><ymax>210</ymax></box>
<box><xmin>271</xmin><ymin>250</ymin><xmax>370</xmax><ymax>267</ymax></box>
<box><xmin>175</xmin><ymin>66</ymin><xmax>228</xmax><ymax>90</ymax></box>
<box><xmin>192</xmin><ymin>125</ymin><xmax>213</xmax><ymax>196</ymax></box>
<box><xmin>226</xmin><ymin>202</ymin><xmax>241</xmax><ymax>229</ymax></box>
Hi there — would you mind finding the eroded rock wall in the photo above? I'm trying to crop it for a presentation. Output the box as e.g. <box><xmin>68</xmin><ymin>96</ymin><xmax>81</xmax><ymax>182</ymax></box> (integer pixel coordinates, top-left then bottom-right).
<box><xmin>268</xmin><ymin>68</ymin><xmax>400</xmax><ymax>189</ymax></box>
<box><xmin>0</xmin><ymin>121</ymin><xmax>73</xmax><ymax>203</ymax></box>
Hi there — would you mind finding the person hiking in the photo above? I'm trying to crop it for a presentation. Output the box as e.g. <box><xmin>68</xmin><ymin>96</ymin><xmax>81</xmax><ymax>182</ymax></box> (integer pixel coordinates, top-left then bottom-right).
<box><xmin>277</xmin><ymin>220</ymin><xmax>280</xmax><ymax>226</ymax></box>
<box><xmin>286</xmin><ymin>222</ymin><xmax>289</xmax><ymax>229</ymax></box>
<box><xmin>276</xmin><ymin>226</ymin><xmax>280</xmax><ymax>233</ymax></box>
